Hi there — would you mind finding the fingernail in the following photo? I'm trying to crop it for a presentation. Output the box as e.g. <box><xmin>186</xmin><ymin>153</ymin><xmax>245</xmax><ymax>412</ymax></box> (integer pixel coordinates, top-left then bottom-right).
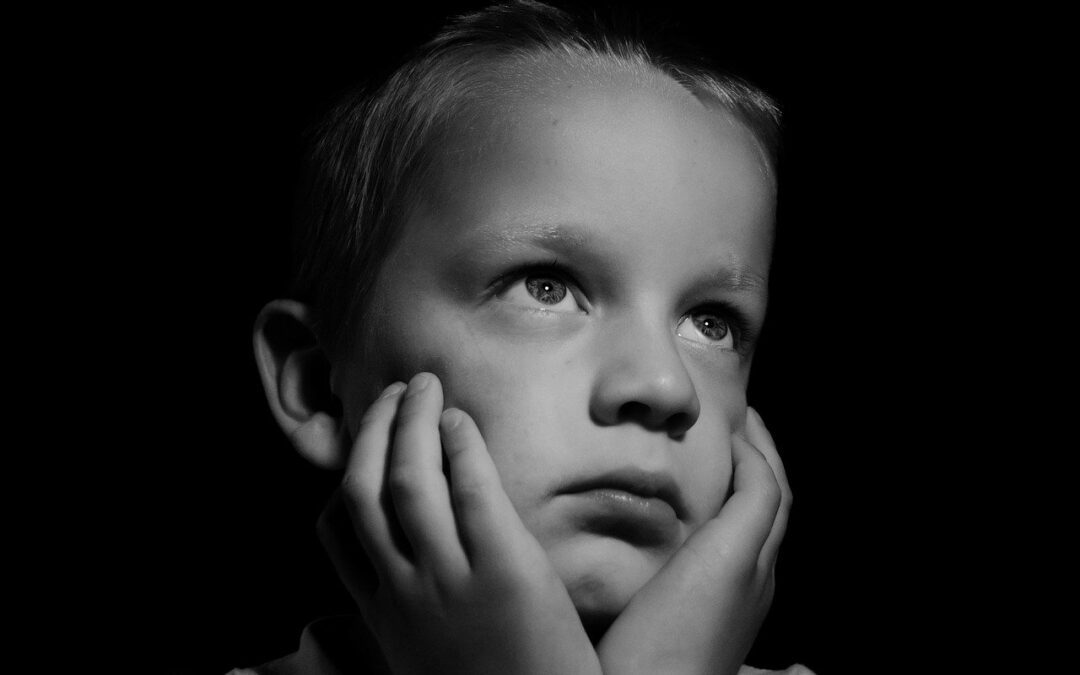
<box><xmin>379</xmin><ymin>382</ymin><xmax>406</xmax><ymax>399</ymax></box>
<box><xmin>407</xmin><ymin>372</ymin><xmax>432</xmax><ymax>394</ymax></box>
<box><xmin>441</xmin><ymin>408</ymin><xmax>463</xmax><ymax>430</ymax></box>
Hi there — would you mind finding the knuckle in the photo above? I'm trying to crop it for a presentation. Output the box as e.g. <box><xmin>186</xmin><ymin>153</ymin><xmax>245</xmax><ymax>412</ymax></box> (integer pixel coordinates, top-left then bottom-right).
<box><xmin>779</xmin><ymin>486</ymin><xmax>794</xmax><ymax>518</ymax></box>
<box><xmin>388</xmin><ymin>466</ymin><xmax>423</xmax><ymax>501</ymax></box>
<box><xmin>758</xmin><ymin>474</ymin><xmax>782</xmax><ymax>516</ymax></box>
<box><xmin>429</xmin><ymin>567</ymin><xmax>471</xmax><ymax>601</ymax></box>
<box><xmin>341</xmin><ymin>475</ymin><xmax>379</xmax><ymax>516</ymax></box>
<box><xmin>340</xmin><ymin>472</ymin><xmax>366</xmax><ymax>501</ymax></box>
<box><xmin>451</xmin><ymin>478</ymin><xmax>491</xmax><ymax>514</ymax></box>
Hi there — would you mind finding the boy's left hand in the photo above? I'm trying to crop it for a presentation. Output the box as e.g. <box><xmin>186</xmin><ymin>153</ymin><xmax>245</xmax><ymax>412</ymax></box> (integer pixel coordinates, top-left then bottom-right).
<box><xmin>595</xmin><ymin>407</ymin><xmax>792</xmax><ymax>675</ymax></box>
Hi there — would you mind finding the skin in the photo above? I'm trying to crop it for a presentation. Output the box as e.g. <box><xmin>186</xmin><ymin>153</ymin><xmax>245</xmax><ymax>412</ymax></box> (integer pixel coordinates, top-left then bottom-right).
<box><xmin>256</xmin><ymin>64</ymin><xmax>798</xmax><ymax>674</ymax></box>
<box><xmin>336</xmin><ymin>67</ymin><xmax>775</xmax><ymax>625</ymax></box>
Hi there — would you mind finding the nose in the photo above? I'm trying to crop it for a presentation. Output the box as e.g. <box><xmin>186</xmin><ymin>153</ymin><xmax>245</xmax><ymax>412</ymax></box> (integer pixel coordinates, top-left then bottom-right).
<box><xmin>589</xmin><ymin>311</ymin><xmax>701</xmax><ymax>437</ymax></box>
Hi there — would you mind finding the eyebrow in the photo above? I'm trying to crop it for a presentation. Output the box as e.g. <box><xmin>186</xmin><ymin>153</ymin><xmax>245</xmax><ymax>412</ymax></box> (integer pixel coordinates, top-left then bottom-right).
<box><xmin>699</xmin><ymin>264</ymin><xmax>768</xmax><ymax>295</ymax></box>
<box><xmin>465</xmin><ymin>221</ymin><xmax>592</xmax><ymax>256</ymax></box>
<box><xmin>445</xmin><ymin>221</ymin><xmax>596</xmax><ymax>273</ymax></box>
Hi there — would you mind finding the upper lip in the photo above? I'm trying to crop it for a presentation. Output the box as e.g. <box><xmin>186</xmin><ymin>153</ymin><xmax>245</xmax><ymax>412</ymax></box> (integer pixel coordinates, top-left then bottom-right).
<box><xmin>558</xmin><ymin>468</ymin><xmax>687</xmax><ymax>520</ymax></box>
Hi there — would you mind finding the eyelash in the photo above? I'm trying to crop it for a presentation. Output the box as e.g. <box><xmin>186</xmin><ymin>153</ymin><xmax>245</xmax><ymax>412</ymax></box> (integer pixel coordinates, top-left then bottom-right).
<box><xmin>490</xmin><ymin>259</ymin><xmax>588</xmax><ymax>308</ymax></box>
<box><xmin>490</xmin><ymin>261</ymin><xmax>754</xmax><ymax>350</ymax></box>
<box><xmin>685</xmin><ymin>302</ymin><xmax>753</xmax><ymax>352</ymax></box>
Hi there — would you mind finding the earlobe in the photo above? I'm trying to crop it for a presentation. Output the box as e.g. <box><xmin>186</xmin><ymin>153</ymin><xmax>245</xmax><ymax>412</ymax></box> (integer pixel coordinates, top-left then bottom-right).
<box><xmin>253</xmin><ymin>299</ymin><xmax>349</xmax><ymax>470</ymax></box>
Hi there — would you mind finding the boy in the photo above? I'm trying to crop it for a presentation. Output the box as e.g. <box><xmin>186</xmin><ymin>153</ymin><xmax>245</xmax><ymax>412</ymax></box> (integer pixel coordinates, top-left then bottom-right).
<box><xmin>247</xmin><ymin>1</ymin><xmax>812</xmax><ymax>673</ymax></box>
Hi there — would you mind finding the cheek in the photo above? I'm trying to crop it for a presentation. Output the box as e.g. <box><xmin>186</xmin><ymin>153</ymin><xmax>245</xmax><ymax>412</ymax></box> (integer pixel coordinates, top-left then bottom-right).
<box><xmin>372</xmin><ymin>305</ymin><xmax>578</xmax><ymax>477</ymax></box>
<box><xmin>441</xmin><ymin>339</ymin><xmax>574</xmax><ymax>459</ymax></box>
<box><xmin>380</xmin><ymin>303</ymin><xmax>575</xmax><ymax>423</ymax></box>
<box><xmin>440</xmin><ymin>336</ymin><xmax>591</xmax><ymax>521</ymax></box>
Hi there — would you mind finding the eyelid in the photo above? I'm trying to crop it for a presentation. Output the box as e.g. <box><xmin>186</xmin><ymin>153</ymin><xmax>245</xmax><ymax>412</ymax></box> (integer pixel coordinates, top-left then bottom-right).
<box><xmin>682</xmin><ymin>301</ymin><xmax>756</xmax><ymax>353</ymax></box>
<box><xmin>490</xmin><ymin>261</ymin><xmax>590</xmax><ymax>313</ymax></box>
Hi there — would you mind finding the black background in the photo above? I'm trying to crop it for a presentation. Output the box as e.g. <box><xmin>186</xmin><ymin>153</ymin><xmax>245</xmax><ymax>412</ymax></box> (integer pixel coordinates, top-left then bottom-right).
<box><xmin>96</xmin><ymin>2</ymin><xmax>996</xmax><ymax>673</ymax></box>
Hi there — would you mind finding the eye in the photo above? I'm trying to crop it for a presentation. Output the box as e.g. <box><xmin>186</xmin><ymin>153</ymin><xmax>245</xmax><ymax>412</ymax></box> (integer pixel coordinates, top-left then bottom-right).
<box><xmin>677</xmin><ymin>309</ymin><xmax>735</xmax><ymax>348</ymax></box>
<box><xmin>500</xmin><ymin>273</ymin><xmax>584</xmax><ymax>313</ymax></box>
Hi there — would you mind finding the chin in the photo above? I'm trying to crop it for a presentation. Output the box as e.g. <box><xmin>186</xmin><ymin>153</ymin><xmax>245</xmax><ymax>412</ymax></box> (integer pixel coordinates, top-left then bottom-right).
<box><xmin>548</xmin><ymin>535</ymin><xmax>668</xmax><ymax>641</ymax></box>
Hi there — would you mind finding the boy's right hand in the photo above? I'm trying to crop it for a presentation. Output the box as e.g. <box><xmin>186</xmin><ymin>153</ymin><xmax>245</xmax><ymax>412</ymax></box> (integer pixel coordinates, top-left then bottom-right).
<box><xmin>317</xmin><ymin>373</ymin><xmax>602</xmax><ymax>675</ymax></box>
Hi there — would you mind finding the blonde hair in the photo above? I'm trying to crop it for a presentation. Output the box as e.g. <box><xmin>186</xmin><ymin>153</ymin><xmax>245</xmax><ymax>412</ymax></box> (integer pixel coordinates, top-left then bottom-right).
<box><xmin>292</xmin><ymin>0</ymin><xmax>782</xmax><ymax>356</ymax></box>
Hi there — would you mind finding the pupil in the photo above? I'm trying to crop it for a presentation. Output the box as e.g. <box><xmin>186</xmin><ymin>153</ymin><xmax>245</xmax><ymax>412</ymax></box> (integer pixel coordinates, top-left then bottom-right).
<box><xmin>526</xmin><ymin>276</ymin><xmax>566</xmax><ymax>304</ymax></box>
<box><xmin>695</xmin><ymin>314</ymin><xmax>728</xmax><ymax>340</ymax></box>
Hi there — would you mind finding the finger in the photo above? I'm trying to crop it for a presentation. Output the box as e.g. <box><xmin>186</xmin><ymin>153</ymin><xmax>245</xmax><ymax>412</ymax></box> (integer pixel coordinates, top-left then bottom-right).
<box><xmin>439</xmin><ymin>407</ymin><xmax>535</xmax><ymax>569</ymax></box>
<box><xmin>389</xmin><ymin>373</ymin><xmax>468</xmax><ymax>573</ymax></box>
<box><xmin>342</xmin><ymin>380</ymin><xmax>411</xmax><ymax>583</ymax></box>
<box><xmin>317</xmin><ymin>489</ymin><xmax>379</xmax><ymax>626</ymax></box>
<box><xmin>683</xmin><ymin>431</ymin><xmax>781</xmax><ymax>570</ymax></box>
<box><xmin>747</xmin><ymin>407</ymin><xmax>792</xmax><ymax>568</ymax></box>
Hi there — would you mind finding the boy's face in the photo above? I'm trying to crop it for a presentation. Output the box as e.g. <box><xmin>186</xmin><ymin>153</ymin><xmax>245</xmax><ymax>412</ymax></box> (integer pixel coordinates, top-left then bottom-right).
<box><xmin>336</xmin><ymin>70</ymin><xmax>775</xmax><ymax>628</ymax></box>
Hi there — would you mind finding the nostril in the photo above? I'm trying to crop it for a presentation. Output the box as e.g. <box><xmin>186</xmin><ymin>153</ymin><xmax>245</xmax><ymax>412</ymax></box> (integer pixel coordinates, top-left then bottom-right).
<box><xmin>666</xmin><ymin>411</ymin><xmax>693</xmax><ymax>437</ymax></box>
<box><xmin>616</xmin><ymin>402</ymin><xmax>693</xmax><ymax>437</ymax></box>
<box><xmin>616</xmin><ymin>401</ymin><xmax>652</xmax><ymax>426</ymax></box>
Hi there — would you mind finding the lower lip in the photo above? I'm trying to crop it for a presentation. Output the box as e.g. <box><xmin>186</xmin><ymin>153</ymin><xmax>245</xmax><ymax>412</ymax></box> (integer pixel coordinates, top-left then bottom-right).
<box><xmin>567</xmin><ymin>489</ymin><xmax>680</xmax><ymax>545</ymax></box>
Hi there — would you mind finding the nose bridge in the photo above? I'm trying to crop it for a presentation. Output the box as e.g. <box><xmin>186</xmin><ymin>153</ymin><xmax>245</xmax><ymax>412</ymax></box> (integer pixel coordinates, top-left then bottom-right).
<box><xmin>590</xmin><ymin>303</ymin><xmax>701</xmax><ymax>435</ymax></box>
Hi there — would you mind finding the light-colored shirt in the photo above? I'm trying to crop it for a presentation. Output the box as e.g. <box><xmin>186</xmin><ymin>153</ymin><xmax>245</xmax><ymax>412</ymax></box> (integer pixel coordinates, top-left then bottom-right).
<box><xmin>228</xmin><ymin>615</ymin><xmax>387</xmax><ymax>675</ymax></box>
<box><xmin>228</xmin><ymin>615</ymin><xmax>816</xmax><ymax>675</ymax></box>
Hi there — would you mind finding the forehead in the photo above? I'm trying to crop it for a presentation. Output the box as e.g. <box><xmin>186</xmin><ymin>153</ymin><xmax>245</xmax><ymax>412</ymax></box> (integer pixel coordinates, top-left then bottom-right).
<box><xmin>408</xmin><ymin>61</ymin><xmax>775</xmax><ymax>276</ymax></box>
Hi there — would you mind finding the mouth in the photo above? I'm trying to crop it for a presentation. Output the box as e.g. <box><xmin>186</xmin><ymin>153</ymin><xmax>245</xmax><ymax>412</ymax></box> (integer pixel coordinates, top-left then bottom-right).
<box><xmin>556</xmin><ymin>469</ymin><xmax>686</xmax><ymax>546</ymax></box>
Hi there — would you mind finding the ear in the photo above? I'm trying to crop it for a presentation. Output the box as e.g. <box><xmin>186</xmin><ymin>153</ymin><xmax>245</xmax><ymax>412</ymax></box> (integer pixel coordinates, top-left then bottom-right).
<box><xmin>253</xmin><ymin>299</ymin><xmax>349</xmax><ymax>470</ymax></box>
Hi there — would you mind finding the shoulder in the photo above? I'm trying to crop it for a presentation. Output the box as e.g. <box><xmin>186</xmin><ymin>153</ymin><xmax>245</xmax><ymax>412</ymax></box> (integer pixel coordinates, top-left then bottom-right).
<box><xmin>225</xmin><ymin>615</ymin><xmax>387</xmax><ymax>675</ymax></box>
